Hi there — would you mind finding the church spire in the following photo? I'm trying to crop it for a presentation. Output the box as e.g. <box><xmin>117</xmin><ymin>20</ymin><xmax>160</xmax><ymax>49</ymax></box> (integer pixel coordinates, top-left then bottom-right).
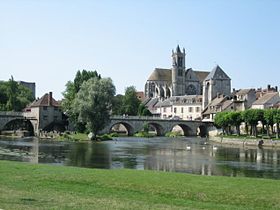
<box><xmin>176</xmin><ymin>45</ymin><xmax>181</xmax><ymax>53</ymax></box>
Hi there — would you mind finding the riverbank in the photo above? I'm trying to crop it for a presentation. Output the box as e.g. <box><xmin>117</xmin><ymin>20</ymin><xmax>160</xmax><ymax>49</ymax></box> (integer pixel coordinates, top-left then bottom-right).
<box><xmin>1</xmin><ymin>160</ymin><xmax>280</xmax><ymax>210</ymax></box>
<box><xmin>210</xmin><ymin>136</ymin><xmax>280</xmax><ymax>148</ymax></box>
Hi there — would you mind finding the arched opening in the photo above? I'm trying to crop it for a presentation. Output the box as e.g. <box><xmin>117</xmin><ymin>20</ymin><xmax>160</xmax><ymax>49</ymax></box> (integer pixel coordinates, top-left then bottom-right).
<box><xmin>3</xmin><ymin>119</ymin><xmax>34</xmax><ymax>136</ymax></box>
<box><xmin>166</xmin><ymin>87</ymin><xmax>171</xmax><ymax>98</ymax></box>
<box><xmin>197</xmin><ymin>125</ymin><xmax>207</xmax><ymax>137</ymax></box>
<box><xmin>159</xmin><ymin>86</ymin><xmax>164</xmax><ymax>98</ymax></box>
<box><xmin>110</xmin><ymin>122</ymin><xmax>134</xmax><ymax>136</ymax></box>
<box><xmin>204</xmin><ymin>82</ymin><xmax>210</xmax><ymax>106</ymax></box>
<box><xmin>155</xmin><ymin>88</ymin><xmax>159</xmax><ymax>97</ymax></box>
<box><xmin>147</xmin><ymin>123</ymin><xmax>164</xmax><ymax>136</ymax></box>
<box><xmin>171</xmin><ymin>124</ymin><xmax>193</xmax><ymax>136</ymax></box>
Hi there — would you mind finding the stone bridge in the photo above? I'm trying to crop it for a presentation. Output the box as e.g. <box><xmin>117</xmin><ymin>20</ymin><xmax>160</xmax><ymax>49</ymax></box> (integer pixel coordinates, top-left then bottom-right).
<box><xmin>0</xmin><ymin>111</ymin><xmax>37</xmax><ymax>135</ymax></box>
<box><xmin>101</xmin><ymin>116</ymin><xmax>214</xmax><ymax>137</ymax></box>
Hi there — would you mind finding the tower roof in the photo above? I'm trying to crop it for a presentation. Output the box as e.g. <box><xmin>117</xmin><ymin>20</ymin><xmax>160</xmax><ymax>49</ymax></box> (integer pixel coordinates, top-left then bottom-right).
<box><xmin>176</xmin><ymin>45</ymin><xmax>181</xmax><ymax>53</ymax></box>
<box><xmin>204</xmin><ymin>65</ymin><xmax>230</xmax><ymax>81</ymax></box>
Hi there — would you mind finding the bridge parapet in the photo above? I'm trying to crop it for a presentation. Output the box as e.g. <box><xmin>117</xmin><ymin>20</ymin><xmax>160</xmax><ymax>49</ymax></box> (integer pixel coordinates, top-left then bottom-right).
<box><xmin>110</xmin><ymin>115</ymin><xmax>203</xmax><ymax>122</ymax></box>
<box><xmin>0</xmin><ymin>111</ymin><xmax>24</xmax><ymax>117</ymax></box>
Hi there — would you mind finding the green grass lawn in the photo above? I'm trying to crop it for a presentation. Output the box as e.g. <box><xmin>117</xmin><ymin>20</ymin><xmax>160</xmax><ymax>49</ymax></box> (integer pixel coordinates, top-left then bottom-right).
<box><xmin>1</xmin><ymin>160</ymin><xmax>280</xmax><ymax>210</ymax></box>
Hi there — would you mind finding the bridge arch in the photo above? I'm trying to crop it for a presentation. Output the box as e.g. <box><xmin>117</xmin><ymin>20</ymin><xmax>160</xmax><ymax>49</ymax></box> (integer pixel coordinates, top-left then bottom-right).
<box><xmin>197</xmin><ymin>124</ymin><xmax>207</xmax><ymax>137</ymax></box>
<box><xmin>170</xmin><ymin>123</ymin><xmax>194</xmax><ymax>136</ymax></box>
<box><xmin>2</xmin><ymin>118</ymin><xmax>34</xmax><ymax>136</ymax></box>
<box><xmin>109</xmin><ymin>121</ymin><xmax>134</xmax><ymax>136</ymax></box>
<box><xmin>146</xmin><ymin>122</ymin><xmax>164</xmax><ymax>136</ymax></box>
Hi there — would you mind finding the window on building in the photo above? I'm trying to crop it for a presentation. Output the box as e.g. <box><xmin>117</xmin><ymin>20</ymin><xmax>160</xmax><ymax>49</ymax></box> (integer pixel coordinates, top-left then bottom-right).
<box><xmin>43</xmin><ymin>106</ymin><xmax>47</xmax><ymax>110</ymax></box>
<box><xmin>188</xmin><ymin>107</ymin><xmax>193</xmax><ymax>112</ymax></box>
<box><xmin>43</xmin><ymin>115</ymin><xmax>48</xmax><ymax>120</ymax></box>
<box><xmin>54</xmin><ymin>116</ymin><xmax>58</xmax><ymax>121</ymax></box>
<box><xmin>196</xmin><ymin>107</ymin><xmax>200</xmax><ymax>112</ymax></box>
<box><xmin>174</xmin><ymin>107</ymin><xmax>177</xmax><ymax>113</ymax></box>
<box><xmin>181</xmin><ymin>107</ymin><xmax>184</xmax><ymax>113</ymax></box>
<box><xmin>178</xmin><ymin>57</ymin><xmax>183</xmax><ymax>67</ymax></box>
<box><xmin>54</xmin><ymin>107</ymin><xmax>58</xmax><ymax>111</ymax></box>
<box><xmin>163</xmin><ymin>107</ymin><xmax>166</xmax><ymax>112</ymax></box>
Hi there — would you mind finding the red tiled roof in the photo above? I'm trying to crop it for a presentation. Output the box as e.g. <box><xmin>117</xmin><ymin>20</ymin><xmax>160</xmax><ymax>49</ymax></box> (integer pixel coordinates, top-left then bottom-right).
<box><xmin>28</xmin><ymin>93</ymin><xmax>60</xmax><ymax>107</ymax></box>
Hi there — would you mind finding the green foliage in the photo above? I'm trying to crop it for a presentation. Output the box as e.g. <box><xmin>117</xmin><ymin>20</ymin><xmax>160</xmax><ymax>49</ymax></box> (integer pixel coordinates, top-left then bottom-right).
<box><xmin>73</xmin><ymin>77</ymin><xmax>115</xmax><ymax>140</ymax></box>
<box><xmin>214</xmin><ymin>111</ymin><xmax>230</xmax><ymax>134</ymax></box>
<box><xmin>138</xmin><ymin>103</ymin><xmax>152</xmax><ymax>116</ymax></box>
<box><xmin>165</xmin><ymin>131</ymin><xmax>182</xmax><ymax>137</ymax></box>
<box><xmin>109</xmin><ymin>132</ymin><xmax>119</xmax><ymax>137</ymax></box>
<box><xmin>111</xmin><ymin>94</ymin><xmax>124</xmax><ymax>115</ymax></box>
<box><xmin>122</xmin><ymin>86</ymin><xmax>141</xmax><ymax>115</ymax></box>
<box><xmin>62</xmin><ymin>70</ymin><xmax>101</xmax><ymax>132</ymax></box>
<box><xmin>143</xmin><ymin>123</ymin><xmax>149</xmax><ymax>133</ymax></box>
<box><xmin>0</xmin><ymin>76</ymin><xmax>34</xmax><ymax>111</ymax></box>
<box><xmin>134</xmin><ymin>131</ymin><xmax>154</xmax><ymax>138</ymax></box>
<box><xmin>111</xmin><ymin>86</ymin><xmax>142</xmax><ymax>116</ymax></box>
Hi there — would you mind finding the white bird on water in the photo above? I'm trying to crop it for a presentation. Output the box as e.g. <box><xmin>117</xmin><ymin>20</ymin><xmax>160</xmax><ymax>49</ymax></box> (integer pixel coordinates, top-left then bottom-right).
<box><xmin>186</xmin><ymin>145</ymin><xmax>191</xmax><ymax>150</ymax></box>
<box><xmin>212</xmin><ymin>145</ymin><xmax>218</xmax><ymax>150</ymax></box>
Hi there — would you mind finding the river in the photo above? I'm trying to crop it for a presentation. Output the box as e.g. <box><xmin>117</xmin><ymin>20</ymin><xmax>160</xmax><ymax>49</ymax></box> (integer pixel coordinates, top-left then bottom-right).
<box><xmin>0</xmin><ymin>136</ymin><xmax>280</xmax><ymax>179</ymax></box>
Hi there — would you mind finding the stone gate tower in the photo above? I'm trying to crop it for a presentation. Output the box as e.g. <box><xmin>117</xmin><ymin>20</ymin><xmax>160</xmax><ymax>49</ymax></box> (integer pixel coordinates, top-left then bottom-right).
<box><xmin>172</xmin><ymin>45</ymin><xmax>186</xmax><ymax>96</ymax></box>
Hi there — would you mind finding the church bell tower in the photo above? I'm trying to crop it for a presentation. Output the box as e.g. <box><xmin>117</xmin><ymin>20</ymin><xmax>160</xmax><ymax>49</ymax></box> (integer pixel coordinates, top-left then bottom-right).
<box><xmin>172</xmin><ymin>45</ymin><xmax>186</xmax><ymax>96</ymax></box>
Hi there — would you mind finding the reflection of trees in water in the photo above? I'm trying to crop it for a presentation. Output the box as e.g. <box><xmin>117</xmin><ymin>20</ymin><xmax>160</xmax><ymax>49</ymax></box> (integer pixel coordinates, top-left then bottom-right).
<box><xmin>214</xmin><ymin>147</ymin><xmax>280</xmax><ymax>178</ymax></box>
<box><xmin>67</xmin><ymin>142</ymin><xmax>111</xmax><ymax>168</ymax></box>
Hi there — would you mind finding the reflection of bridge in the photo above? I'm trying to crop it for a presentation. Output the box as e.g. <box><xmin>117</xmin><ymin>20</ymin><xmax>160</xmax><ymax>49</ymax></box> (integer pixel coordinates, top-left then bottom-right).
<box><xmin>102</xmin><ymin>116</ymin><xmax>214</xmax><ymax>136</ymax></box>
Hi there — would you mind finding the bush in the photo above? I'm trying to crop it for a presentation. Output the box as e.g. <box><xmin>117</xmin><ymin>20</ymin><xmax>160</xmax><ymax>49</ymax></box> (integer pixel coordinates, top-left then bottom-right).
<box><xmin>134</xmin><ymin>131</ymin><xmax>154</xmax><ymax>138</ymax></box>
<box><xmin>109</xmin><ymin>132</ymin><xmax>119</xmax><ymax>137</ymax></box>
<box><xmin>165</xmin><ymin>131</ymin><xmax>182</xmax><ymax>137</ymax></box>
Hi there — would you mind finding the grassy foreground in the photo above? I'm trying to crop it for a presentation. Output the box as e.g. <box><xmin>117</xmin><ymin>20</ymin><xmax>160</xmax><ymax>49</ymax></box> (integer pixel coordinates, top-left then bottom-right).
<box><xmin>1</xmin><ymin>161</ymin><xmax>280</xmax><ymax>210</ymax></box>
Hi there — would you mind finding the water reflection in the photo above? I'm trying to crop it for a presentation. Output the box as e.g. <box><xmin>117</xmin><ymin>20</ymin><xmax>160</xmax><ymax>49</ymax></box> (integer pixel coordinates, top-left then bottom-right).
<box><xmin>0</xmin><ymin>137</ymin><xmax>280</xmax><ymax>179</ymax></box>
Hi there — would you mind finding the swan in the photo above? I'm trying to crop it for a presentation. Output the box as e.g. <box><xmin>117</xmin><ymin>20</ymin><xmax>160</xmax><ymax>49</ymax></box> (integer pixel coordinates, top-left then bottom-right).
<box><xmin>186</xmin><ymin>145</ymin><xmax>191</xmax><ymax>150</ymax></box>
<box><xmin>212</xmin><ymin>145</ymin><xmax>218</xmax><ymax>150</ymax></box>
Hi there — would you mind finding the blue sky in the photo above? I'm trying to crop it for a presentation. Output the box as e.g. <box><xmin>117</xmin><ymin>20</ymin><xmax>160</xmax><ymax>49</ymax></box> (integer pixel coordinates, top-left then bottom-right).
<box><xmin>0</xmin><ymin>0</ymin><xmax>279</xmax><ymax>99</ymax></box>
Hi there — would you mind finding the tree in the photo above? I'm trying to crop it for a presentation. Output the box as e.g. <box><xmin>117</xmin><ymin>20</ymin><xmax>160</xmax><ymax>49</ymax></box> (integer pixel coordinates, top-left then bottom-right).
<box><xmin>264</xmin><ymin>109</ymin><xmax>277</xmax><ymax>137</ymax></box>
<box><xmin>62</xmin><ymin>70</ymin><xmax>101</xmax><ymax>132</ymax></box>
<box><xmin>138</xmin><ymin>103</ymin><xmax>152</xmax><ymax>116</ymax></box>
<box><xmin>214</xmin><ymin>112</ymin><xmax>230</xmax><ymax>135</ymax></box>
<box><xmin>111</xmin><ymin>94</ymin><xmax>124</xmax><ymax>115</ymax></box>
<box><xmin>274</xmin><ymin>109</ymin><xmax>280</xmax><ymax>139</ymax></box>
<box><xmin>122</xmin><ymin>86</ymin><xmax>141</xmax><ymax>116</ymax></box>
<box><xmin>242</xmin><ymin>109</ymin><xmax>263</xmax><ymax>137</ymax></box>
<box><xmin>0</xmin><ymin>76</ymin><xmax>34</xmax><ymax>111</ymax></box>
<box><xmin>228</xmin><ymin>111</ymin><xmax>243</xmax><ymax>136</ymax></box>
<box><xmin>73</xmin><ymin>77</ymin><xmax>115</xmax><ymax>140</ymax></box>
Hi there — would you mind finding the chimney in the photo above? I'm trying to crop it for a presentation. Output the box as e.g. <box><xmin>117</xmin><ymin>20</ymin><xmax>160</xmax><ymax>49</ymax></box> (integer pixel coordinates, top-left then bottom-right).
<box><xmin>267</xmin><ymin>84</ymin><xmax>271</xmax><ymax>90</ymax></box>
<box><xmin>48</xmin><ymin>92</ymin><xmax>52</xmax><ymax>106</ymax></box>
<box><xmin>275</xmin><ymin>86</ymin><xmax>278</xmax><ymax>92</ymax></box>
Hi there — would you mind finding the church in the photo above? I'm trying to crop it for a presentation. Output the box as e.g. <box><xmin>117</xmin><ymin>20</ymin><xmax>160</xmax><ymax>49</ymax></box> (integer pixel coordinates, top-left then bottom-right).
<box><xmin>144</xmin><ymin>45</ymin><xmax>231</xmax><ymax>119</ymax></box>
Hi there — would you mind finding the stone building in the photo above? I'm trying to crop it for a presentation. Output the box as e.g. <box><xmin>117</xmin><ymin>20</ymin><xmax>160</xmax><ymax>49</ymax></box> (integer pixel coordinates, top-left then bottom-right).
<box><xmin>155</xmin><ymin>95</ymin><xmax>202</xmax><ymax>120</ymax></box>
<box><xmin>251</xmin><ymin>92</ymin><xmax>280</xmax><ymax>109</ymax></box>
<box><xmin>145</xmin><ymin>45</ymin><xmax>209</xmax><ymax>99</ymax></box>
<box><xmin>24</xmin><ymin>92</ymin><xmax>65</xmax><ymax>134</ymax></box>
<box><xmin>144</xmin><ymin>45</ymin><xmax>231</xmax><ymax>118</ymax></box>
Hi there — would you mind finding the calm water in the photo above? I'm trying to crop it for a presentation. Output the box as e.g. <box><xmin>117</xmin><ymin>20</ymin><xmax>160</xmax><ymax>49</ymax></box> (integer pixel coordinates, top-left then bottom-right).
<box><xmin>0</xmin><ymin>137</ymin><xmax>280</xmax><ymax>179</ymax></box>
